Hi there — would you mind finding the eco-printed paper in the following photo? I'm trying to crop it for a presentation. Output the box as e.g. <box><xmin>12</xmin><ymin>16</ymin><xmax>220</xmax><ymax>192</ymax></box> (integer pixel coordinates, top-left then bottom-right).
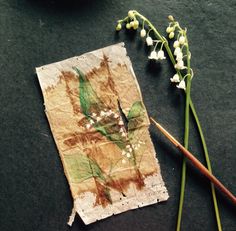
<box><xmin>36</xmin><ymin>43</ymin><xmax>168</xmax><ymax>225</ymax></box>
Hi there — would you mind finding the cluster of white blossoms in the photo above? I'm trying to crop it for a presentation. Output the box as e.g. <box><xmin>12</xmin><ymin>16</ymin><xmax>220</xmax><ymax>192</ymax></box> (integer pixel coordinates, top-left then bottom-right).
<box><xmin>85</xmin><ymin>109</ymin><xmax>122</xmax><ymax>130</ymax></box>
<box><xmin>116</xmin><ymin>11</ymin><xmax>192</xmax><ymax>91</ymax></box>
<box><xmin>121</xmin><ymin>141</ymin><xmax>145</xmax><ymax>164</ymax></box>
<box><xmin>116</xmin><ymin>10</ymin><xmax>166</xmax><ymax>61</ymax></box>
<box><xmin>166</xmin><ymin>16</ymin><xmax>189</xmax><ymax>90</ymax></box>
<box><xmin>145</xmin><ymin>35</ymin><xmax>166</xmax><ymax>61</ymax></box>
<box><xmin>83</xmin><ymin>106</ymin><xmax>146</xmax><ymax>165</ymax></box>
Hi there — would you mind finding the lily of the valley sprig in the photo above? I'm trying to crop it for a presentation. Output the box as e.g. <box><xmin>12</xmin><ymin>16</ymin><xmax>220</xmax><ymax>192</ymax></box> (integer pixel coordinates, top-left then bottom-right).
<box><xmin>116</xmin><ymin>10</ymin><xmax>222</xmax><ymax>231</ymax></box>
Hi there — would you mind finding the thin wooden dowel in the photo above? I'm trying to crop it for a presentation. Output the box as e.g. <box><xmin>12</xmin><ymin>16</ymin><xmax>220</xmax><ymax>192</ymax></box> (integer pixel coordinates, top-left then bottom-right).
<box><xmin>150</xmin><ymin>117</ymin><xmax>236</xmax><ymax>206</ymax></box>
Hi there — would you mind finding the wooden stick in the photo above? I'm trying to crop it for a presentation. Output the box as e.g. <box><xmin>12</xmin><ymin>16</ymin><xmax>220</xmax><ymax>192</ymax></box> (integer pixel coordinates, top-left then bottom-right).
<box><xmin>150</xmin><ymin>117</ymin><xmax>236</xmax><ymax>205</ymax></box>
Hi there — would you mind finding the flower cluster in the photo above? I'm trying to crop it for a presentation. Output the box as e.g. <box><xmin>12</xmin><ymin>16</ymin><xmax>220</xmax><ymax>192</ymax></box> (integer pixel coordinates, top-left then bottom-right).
<box><xmin>84</xmin><ymin>108</ymin><xmax>146</xmax><ymax>165</ymax></box>
<box><xmin>121</xmin><ymin>141</ymin><xmax>145</xmax><ymax>164</ymax></box>
<box><xmin>116</xmin><ymin>10</ymin><xmax>166</xmax><ymax>61</ymax></box>
<box><xmin>85</xmin><ymin>109</ymin><xmax>125</xmax><ymax>137</ymax></box>
<box><xmin>166</xmin><ymin>15</ymin><xmax>193</xmax><ymax>90</ymax></box>
<box><xmin>116</xmin><ymin>11</ymin><xmax>194</xmax><ymax>91</ymax></box>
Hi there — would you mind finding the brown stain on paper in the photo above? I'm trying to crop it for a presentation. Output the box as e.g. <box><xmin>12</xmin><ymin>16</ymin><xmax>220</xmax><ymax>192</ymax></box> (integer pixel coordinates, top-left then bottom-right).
<box><xmin>86</xmin><ymin>54</ymin><xmax>119</xmax><ymax>108</ymax></box>
<box><xmin>59</xmin><ymin>71</ymin><xmax>81</xmax><ymax>115</ymax></box>
<box><xmin>63</xmin><ymin>131</ymin><xmax>104</xmax><ymax>147</ymax></box>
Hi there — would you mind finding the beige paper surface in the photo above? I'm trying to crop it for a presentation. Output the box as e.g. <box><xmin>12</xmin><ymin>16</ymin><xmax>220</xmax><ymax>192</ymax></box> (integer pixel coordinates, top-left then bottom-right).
<box><xmin>36</xmin><ymin>43</ymin><xmax>168</xmax><ymax>225</ymax></box>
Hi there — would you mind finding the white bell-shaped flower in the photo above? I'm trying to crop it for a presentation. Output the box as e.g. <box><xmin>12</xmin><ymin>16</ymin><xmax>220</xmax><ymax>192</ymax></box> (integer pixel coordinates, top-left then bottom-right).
<box><xmin>170</xmin><ymin>74</ymin><xmax>180</xmax><ymax>83</ymax></box>
<box><xmin>179</xmin><ymin>36</ymin><xmax>185</xmax><ymax>45</ymax></box>
<box><xmin>157</xmin><ymin>50</ymin><xmax>166</xmax><ymax>60</ymax></box>
<box><xmin>174</xmin><ymin>47</ymin><xmax>181</xmax><ymax>56</ymax></box>
<box><xmin>148</xmin><ymin>50</ymin><xmax>158</xmax><ymax>60</ymax></box>
<box><xmin>177</xmin><ymin>80</ymin><xmax>186</xmax><ymax>90</ymax></box>
<box><xmin>140</xmin><ymin>29</ymin><xmax>146</xmax><ymax>38</ymax></box>
<box><xmin>146</xmin><ymin>36</ymin><xmax>153</xmax><ymax>46</ymax></box>
<box><xmin>176</xmin><ymin>52</ymin><xmax>183</xmax><ymax>61</ymax></box>
<box><xmin>175</xmin><ymin>60</ymin><xmax>185</xmax><ymax>69</ymax></box>
<box><xmin>173</xmin><ymin>40</ymin><xmax>180</xmax><ymax>48</ymax></box>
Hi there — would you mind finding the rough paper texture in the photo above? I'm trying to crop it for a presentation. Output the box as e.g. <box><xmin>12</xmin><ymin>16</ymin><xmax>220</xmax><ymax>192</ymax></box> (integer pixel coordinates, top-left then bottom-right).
<box><xmin>36</xmin><ymin>43</ymin><xmax>168</xmax><ymax>225</ymax></box>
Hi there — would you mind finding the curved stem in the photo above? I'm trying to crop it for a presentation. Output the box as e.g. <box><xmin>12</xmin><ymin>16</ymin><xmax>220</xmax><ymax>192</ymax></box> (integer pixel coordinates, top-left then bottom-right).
<box><xmin>190</xmin><ymin>100</ymin><xmax>222</xmax><ymax>231</ymax></box>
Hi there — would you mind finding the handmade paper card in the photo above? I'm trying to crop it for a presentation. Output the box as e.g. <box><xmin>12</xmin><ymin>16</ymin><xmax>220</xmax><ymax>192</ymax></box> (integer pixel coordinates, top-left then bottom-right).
<box><xmin>36</xmin><ymin>43</ymin><xmax>168</xmax><ymax>225</ymax></box>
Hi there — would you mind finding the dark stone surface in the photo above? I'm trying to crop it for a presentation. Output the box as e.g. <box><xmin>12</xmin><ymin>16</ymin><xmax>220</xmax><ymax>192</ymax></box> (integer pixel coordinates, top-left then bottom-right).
<box><xmin>0</xmin><ymin>0</ymin><xmax>235</xmax><ymax>230</ymax></box>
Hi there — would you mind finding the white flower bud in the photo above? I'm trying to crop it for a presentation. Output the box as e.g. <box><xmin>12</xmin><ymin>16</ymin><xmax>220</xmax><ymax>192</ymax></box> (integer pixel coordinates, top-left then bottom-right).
<box><xmin>176</xmin><ymin>80</ymin><xmax>186</xmax><ymax>90</ymax></box>
<box><xmin>179</xmin><ymin>36</ymin><xmax>185</xmax><ymax>44</ymax></box>
<box><xmin>133</xmin><ymin>20</ymin><xmax>139</xmax><ymax>29</ymax></box>
<box><xmin>126</xmin><ymin>23</ymin><xmax>131</xmax><ymax>29</ymax></box>
<box><xmin>146</xmin><ymin>36</ymin><xmax>153</xmax><ymax>46</ymax></box>
<box><xmin>166</xmin><ymin>26</ymin><xmax>173</xmax><ymax>33</ymax></box>
<box><xmin>130</xmin><ymin>21</ymin><xmax>134</xmax><ymax>28</ymax></box>
<box><xmin>157</xmin><ymin>50</ymin><xmax>166</xmax><ymax>60</ymax></box>
<box><xmin>140</xmin><ymin>29</ymin><xmax>146</xmax><ymax>38</ymax></box>
<box><xmin>169</xmin><ymin>31</ymin><xmax>175</xmax><ymax>39</ymax></box>
<box><xmin>176</xmin><ymin>52</ymin><xmax>183</xmax><ymax>61</ymax></box>
<box><xmin>173</xmin><ymin>40</ymin><xmax>180</xmax><ymax>48</ymax></box>
<box><xmin>170</xmin><ymin>74</ymin><xmax>180</xmax><ymax>83</ymax></box>
<box><xmin>174</xmin><ymin>47</ymin><xmax>181</xmax><ymax>56</ymax></box>
<box><xmin>168</xmin><ymin>15</ymin><xmax>174</xmax><ymax>21</ymax></box>
<box><xmin>116</xmin><ymin>23</ymin><xmax>122</xmax><ymax>31</ymax></box>
<box><xmin>128</xmin><ymin>10</ymin><xmax>134</xmax><ymax>18</ymax></box>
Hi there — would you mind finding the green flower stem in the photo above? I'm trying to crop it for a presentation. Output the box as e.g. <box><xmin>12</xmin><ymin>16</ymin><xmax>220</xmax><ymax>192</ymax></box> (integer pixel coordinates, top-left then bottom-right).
<box><xmin>119</xmin><ymin>10</ymin><xmax>222</xmax><ymax>231</ymax></box>
<box><xmin>190</xmin><ymin>101</ymin><xmax>222</xmax><ymax>231</ymax></box>
<box><xmin>176</xmin><ymin>35</ymin><xmax>191</xmax><ymax>231</ymax></box>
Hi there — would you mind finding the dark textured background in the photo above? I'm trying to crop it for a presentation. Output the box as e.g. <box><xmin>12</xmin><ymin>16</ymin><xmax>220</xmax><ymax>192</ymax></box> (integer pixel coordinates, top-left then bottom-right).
<box><xmin>0</xmin><ymin>0</ymin><xmax>235</xmax><ymax>230</ymax></box>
